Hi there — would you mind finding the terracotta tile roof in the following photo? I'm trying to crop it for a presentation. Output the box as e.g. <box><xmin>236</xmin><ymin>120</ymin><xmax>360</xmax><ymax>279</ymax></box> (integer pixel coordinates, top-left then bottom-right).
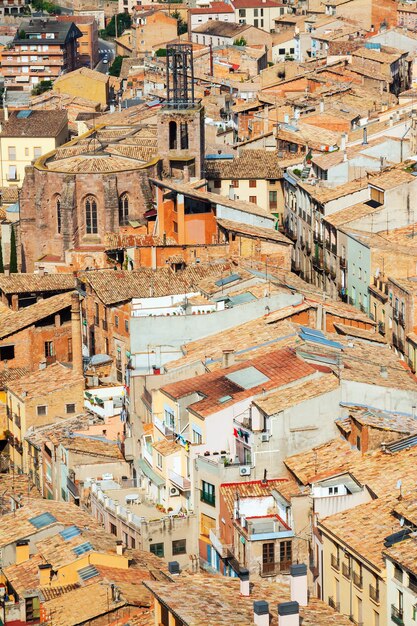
<box><xmin>3</xmin><ymin>554</ymin><xmax>45</xmax><ymax>595</ymax></box>
<box><xmin>0</xmin><ymin>187</ymin><xmax>19</xmax><ymax>205</ymax></box>
<box><xmin>367</xmin><ymin>167</ymin><xmax>414</xmax><ymax>190</ymax></box>
<box><xmin>220</xmin><ymin>478</ymin><xmax>300</xmax><ymax>518</ymax></box>
<box><xmin>323</xmin><ymin>200</ymin><xmax>381</xmax><ymax>227</ymax></box>
<box><xmin>0</xmin><ymin>472</ymin><xmax>42</xmax><ymax>508</ymax></box>
<box><xmin>318</xmin><ymin>496</ymin><xmax>396</xmax><ymax>570</ymax></box>
<box><xmin>352</xmin><ymin>46</ymin><xmax>405</xmax><ymax>64</ymax></box>
<box><xmin>40</xmin><ymin>584</ymin><xmax>81</xmax><ymax>601</ymax></box>
<box><xmin>190</xmin><ymin>2</ymin><xmax>234</xmax><ymax>13</ymax></box>
<box><xmin>192</xmin><ymin>20</ymin><xmax>250</xmax><ymax>36</ymax></box>
<box><xmin>345</xmin><ymin>405</ymin><xmax>417</xmax><ymax>435</ymax></box>
<box><xmin>55</xmin><ymin>66</ymin><xmax>109</xmax><ymax>85</ymax></box>
<box><xmin>0</xmin><ymin>499</ymin><xmax>104</xmax><ymax>548</ymax></box>
<box><xmin>285</xmin><ymin>438</ymin><xmax>355</xmax><ymax>485</ymax></box>
<box><xmin>144</xmin><ymin>574</ymin><xmax>353</xmax><ymax>625</ymax></box>
<box><xmin>0</xmin><ymin>110</ymin><xmax>68</xmax><ymax>138</ymax></box>
<box><xmin>6</xmin><ymin>362</ymin><xmax>83</xmax><ymax>401</ymax></box>
<box><xmin>205</xmin><ymin>151</ymin><xmax>282</xmax><ymax>180</ymax></box>
<box><xmin>0</xmin><ymin>273</ymin><xmax>75</xmax><ymax>295</ymax></box>
<box><xmin>384</xmin><ymin>535</ymin><xmax>417</xmax><ymax>574</ymax></box>
<box><xmin>25</xmin><ymin>413</ymin><xmax>101</xmax><ymax>449</ymax></box>
<box><xmin>217</xmin><ymin>218</ymin><xmax>291</xmax><ymax>244</ymax></box>
<box><xmin>153</xmin><ymin>439</ymin><xmax>181</xmax><ymax>456</ymax></box>
<box><xmin>333</xmin><ymin>323</ymin><xmax>386</xmax><ymax>343</ymax></box>
<box><xmin>59</xmin><ymin>435</ymin><xmax>124</xmax><ymax>459</ymax></box>
<box><xmin>392</xmin><ymin>493</ymin><xmax>417</xmax><ymax>527</ymax></box>
<box><xmin>0</xmin><ymin>291</ymin><xmax>74</xmax><ymax>340</ymax></box>
<box><xmin>80</xmin><ymin>263</ymin><xmax>232</xmax><ymax>305</ymax></box>
<box><xmin>162</xmin><ymin>348</ymin><xmax>317</xmax><ymax>418</ymax></box>
<box><xmin>297</xmin><ymin>177</ymin><xmax>368</xmax><ymax>205</ymax></box>
<box><xmin>253</xmin><ymin>373</ymin><xmax>339</xmax><ymax>416</ymax></box>
<box><xmin>0</xmin><ymin>367</ymin><xmax>29</xmax><ymax>391</ymax></box>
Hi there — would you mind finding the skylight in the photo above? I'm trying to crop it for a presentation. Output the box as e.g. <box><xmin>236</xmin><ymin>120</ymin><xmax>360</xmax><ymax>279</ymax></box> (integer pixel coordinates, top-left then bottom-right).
<box><xmin>78</xmin><ymin>564</ymin><xmax>99</xmax><ymax>581</ymax></box>
<box><xmin>225</xmin><ymin>366</ymin><xmax>270</xmax><ymax>390</ymax></box>
<box><xmin>29</xmin><ymin>512</ymin><xmax>57</xmax><ymax>529</ymax></box>
<box><xmin>73</xmin><ymin>542</ymin><xmax>94</xmax><ymax>556</ymax></box>
<box><xmin>60</xmin><ymin>526</ymin><xmax>81</xmax><ymax>541</ymax></box>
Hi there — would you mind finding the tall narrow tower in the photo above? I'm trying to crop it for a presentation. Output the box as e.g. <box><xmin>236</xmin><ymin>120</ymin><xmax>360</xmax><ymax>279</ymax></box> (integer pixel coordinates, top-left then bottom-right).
<box><xmin>157</xmin><ymin>44</ymin><xmax>205</xmax><ymax>180</ymax></box>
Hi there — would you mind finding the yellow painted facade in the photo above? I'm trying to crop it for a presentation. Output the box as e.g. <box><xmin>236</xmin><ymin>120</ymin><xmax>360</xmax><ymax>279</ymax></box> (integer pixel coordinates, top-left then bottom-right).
<box><xmin>53</xmin><ymin>69</ymin><xmax>109</xmax><ymax>106</ymax></box>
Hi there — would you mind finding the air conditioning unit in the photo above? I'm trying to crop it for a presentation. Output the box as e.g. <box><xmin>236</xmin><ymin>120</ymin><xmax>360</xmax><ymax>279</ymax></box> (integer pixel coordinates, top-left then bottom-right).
<box><xmin>261</xmin><ymin>433</ymin><xmax>271</xmax><ymax>443</ymax></box>
<box><xmin>239</xmin><ymin>466</ymin><xmax>251</xmax><ymax>476</ymax></box>
<box><xmin>170</xmin><ymin>487</ymin><xmax>180</xmax><ymax>496</ymax></box>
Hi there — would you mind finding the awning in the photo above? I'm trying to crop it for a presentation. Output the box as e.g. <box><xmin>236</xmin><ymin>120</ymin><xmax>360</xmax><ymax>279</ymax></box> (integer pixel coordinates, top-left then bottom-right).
<box><xmin>138</xmin><ymin>458</ymin><xmax>165</xmax><ymax>487</ymax></box>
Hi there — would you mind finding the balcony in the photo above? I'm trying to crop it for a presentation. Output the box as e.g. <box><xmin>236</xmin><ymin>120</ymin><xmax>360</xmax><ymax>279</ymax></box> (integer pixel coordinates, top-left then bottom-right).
<box><xmin>369</xmin><ymin>584</ymin><xmax>380</xmax><ymax>604</ymax></box>
<box><xmin>331</xmin><ymin>242</ymin><xmax>337</xmax><ymax>254</ymax></box>
<box><xmin>328</xmin><ymin>597</ymin><xmax>340</xmax><ymax>612</ymax></box>
<box><xmin>331</xmin><ymin>554</ymin><xmax>340</xmax><ymax>571</ymax></box>
<box><xmin>392</xmin><ymin>333</ymin><xmax>398</xmax><ymax>348</ymax></box>
<box><xmin>349</xmin><ymin>619</ymin><xmax>363</xmax><ymax>626</ymax></box>
<box><xmin>391</xmin><ymin>605</ymin><xmax>404</xmax><ymax>626</ymax></box>
<box><xmin>339</xmin><ymin>257</ymin><xmax>347</xmax><ymax>269</ymax></box>
<box><xmin>342</xmin><ymin>562</ymin><xmax>351</xmax><ymax>579</ymax></box>
<box><xmin>169</xmin><ymin>469</ymin><xmax>191</xmax><ymax>491</ymax></box>
<box><xmin>306</xmin><ymin>241</ymin><xmax>311</xmax><ymax>255</ymax></box>
<box><xmin>352</xmin><ymin>571</ymin><xmax>363</xmax><ymax>589</ymax></box>
<box><xmin>259</xmin><ymin>560</ymin><xmax>292</xmax><ymax>577</ymax></box>
<box><xmin>393</xmin><ymin>309</ymin><xmax>399</xmax><ymax>321</ymax></box>
<box><xmin>378</xmin><ymin>321</ymin><xmax>385</xmax><ymax>335</ymax></box>
<box><xmin>398</xmin><ymin>338</ymin><xmax>405</xmax><ymax>353</ymax></box>
<box><xmin>209</xmin><ymin>528</ymin><xmax>232</xmax><ymax>559</ymax></box>
<box><xmin>313</xmin><ymin>232</ymin><xmax>322</xmax><ymax>244</ymax></box>
<box><xmin>246</xmin><ymin>516</ymin><xmax>291</xmax><ymax>539</ymax></box>
<box><xmin>399</xmin><ymin>311</ymin><xmax>405</xmax><ymax>327</ymax></box>
<box><xmin>312</xmin><ymin>253</ymin><xmax>324</xmax><ymax>272</ymax></box>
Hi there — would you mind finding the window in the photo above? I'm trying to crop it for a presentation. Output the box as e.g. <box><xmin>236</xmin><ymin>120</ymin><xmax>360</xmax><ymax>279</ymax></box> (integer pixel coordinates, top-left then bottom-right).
<box><xmin>95</xmin><ymin>302</ymin><xmax>99</xmax><ymax>326</ymax></box>
<box><xmin>118</xmin><ymin>193</ymin><xmax>129</xmax><ymax>225</ymax></box>
<box><xmin>279</xmin><ymin>48</ymin><xmax>286</xmax><ymax>54</ymax></box>
<box><xmin>201</xmin><ymin>480</ymin><xmax>215</xmax><ymax>506</ymax></box>
<box><xmin>172</xmin><ymin>539</ymin><xmax>186</xmax><ymax>555</ymax></box>
<box><xmin>115</xmin><ymin>315</ymin><xmax>119</xmax><ymax>328</ymax></box>
<box><xmin>110</xmin><ymin>523</ymin><xmax>117</xmax><ymax>535</ymax></box>
<box><xmin>254</xmin><ymin>8</ymin><xmax>258</xmax><ymax>15</ymax></box>
<box><xmin>164</xmin><ymin>408</ymin><xmax>175</xmax><ymax>430</ymax></box>
<box><xmin>239</xmin><ymin>8</ymin><xmax>246</xmax><ymax>16</ymax></box>
<box><xmin>173</xmin><ymin>221</ymin><xmax>178</xmax><ymax>234</ymax></box>
<box><xmin>280</xmin><ymin>540</ymin><xmax>292</xmax><ymax>567</ymax></box>
<box><xmin>249</xmin><ymin>179</ymin><xmax>257</xmax><ymax>188</ymax></box>
<box><xmin>249</xmin><ymin>196</ymin><xmax>257</xmax><ymax>204</ymax></box>
<box><xmin>262</xmin><ymin>542</ymin><xmax>275</xmax><ymax>574</ymax></box>
<box><xmin>0</xmin><ymin>345</ymin><xmax>15</xmax><ymax>360</ymax></box>
<box><xmin>370</xmin><ymin>186</ymin><xmax>384</xmax><ymax>205</ymax></box>
<box><xmin>356</xmin><ymin>435</ymin><xmax>361</xmax><ymax>451</ymax></box>
<box><xmin>33</xmin><ymin>147</ymin><xmax>42</xmax><ymax>159</ymax></box>
<box><xmin>66</xmin><ymin>403</ymin><xmax>76</xmax><ymax>414</ymax></box>
<box><xmin>8</xmin><ymin>165</ymin><xmax>17</xmax><ymax>181</ymax></box>
<box><xmin>8</xmin><ymin>146</ymin><xmax>16</xmax><ymax>161</ymax></box>
<box><xmin>25</xmin><ymin>147</ymin><xmax>29</xmax><ymax>157</ymax></box>
<box><xmin>156</xmin><ymin>452</ymin><xmax>163</xmax><ymax>469</ymax></box>
<box><xmin>180</xmin><ymin>122</ymin><xmax>189</xmax><ymax>150</ymax></box>
<box><xmin>213</xmin><ymin>180</ymin><xmax>221</xmax><ymax>189</ymax></box>
<box><xmin>394</xmin><ymin>565</ymin><xmax>403</xmax><ymax>583</ymax></box>
<box><xmin>192</xmin><ymin>428</ymin><xmax>202</xmax><ymax>445</ymax></box>
<box><xmin>130</xmin><ymin>536</ymin><xmax>136</xmax><ymax>549</ymax></box>
<box><xmin>85</xmin><ymin>195</ymin><xmax>98</xmax><ymax>235</ymax></box>
<box><xmin>125</xmin><ymin>320</ymin><xmax>129</xmax><ymax>332</ymax></box>
<box><xmin>56</xmin><ymin>196</ymin><xmax>61</xmax><ymax>234</ymax></box>
<box><xmin>169</xmin><ymin>120</ymin><xmax>177</xmax><ymax>150</ymax></box>
<box><xmin>25</xmin><ymin>596</ymin><xmax>40</xmax><ymax>622</ymax></box>
<box><xmin>37</xmin><ymin>405</ymin><xmax>47</xmax><ymax>416</ymax></box>
<box><xmin>44</xmin><ymin>341</ymin><xmax>54</xmax><ymax>357</ymax></box>
<box><xmin>150</xmin><ymin>542</ymin><xmax>164</xmax><ymax>557</ymax></box>
<box><xmin>231</xmin><ymin>180</ymin><xmax>239</xmax><ymax>188</ymax></box>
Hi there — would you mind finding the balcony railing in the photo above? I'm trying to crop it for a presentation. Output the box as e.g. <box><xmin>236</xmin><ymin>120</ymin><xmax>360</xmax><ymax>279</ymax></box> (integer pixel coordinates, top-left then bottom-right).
<box><xmin>331</xmin><ymin>554</ymin><xmax>340</xmax><ymax>570</ymax></box>
<box><xmin>342</xmin><ymin>562</ymin><xmax>351</xmax><ymax>578</ymax></box>
<box><xmin>259</xmin><ymin>560</ymin><xmax>292</xmax><ymax>577</ymax></box>
<box><xmin>391</xmin><ymin>605</ymin><xmax>404</xmax><ymax>626</ymax></box>
<box><xmin>328</xmin><ymin>597</ymin><xmax>340</xmax><ymax>611</ymax></box>
<box><xmin>378</xmin><ymin>321</ymin><xmax>385</xmax><ymax>335</ymax></box>
<box><xmin>313</xmin><ymin>232</ymin><xmax>322</xmax><ymax>244</ymax></box>
<box><xmin>399</xmin><ymin>311</ymin><xmax>405</xmax><ymax>327</ymax></box>
<box><xmin>169</xmin><ymin>469</ymin><xmax>191</xmax><ymax>491</ymax></box>
<box><xmin>369</xmin><ymin>584</ymin><xmax>380</xmax><ymax>604</ymax></box>
<box><xmin>331</xmin><ymin>242</ymin><xmax>337</xmax><ymax>254</ymax></box>
<box><xmin>352</xmin><ymin>571</ymin><xmax>363</xmax><ymax>589</ymax></box>
<box><xmin>209</xmin><ymin>528</ymin><xmax>232</xmax><ymax>559</ymax></box>
<box><xmin>339</xmin><ymin>257</ymin><xmax>347</xmax><ymax>269</ymax></box>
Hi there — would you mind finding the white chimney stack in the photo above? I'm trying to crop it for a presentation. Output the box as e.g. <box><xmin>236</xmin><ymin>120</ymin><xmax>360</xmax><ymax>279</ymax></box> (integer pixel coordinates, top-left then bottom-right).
<box><xmin>116</xmin><ymin>540</ymin><xmax>124</xmax><ymax>555</ymax></box>
<box><xmin>240</xmin><ymin>568</ymin><xmax>250</xmax><ymax>597</ymax></box>
<box><xmin>340</xmin><ymin>132</ymin><xmax>347</xmax><ymax>152</ymax></box>
<box><xmin>254</xmin><ymin>601</ymin><xmax>269</xmax><ymax>626</ymax></box>
<box><xmin>278</xmin><ymin>601</ymin><xmax>299</xmax><ymax>626</ymax></box>
<box><xmin>290</xmin><ymin>564</ymin><xmax>308</xmax><ymax>606</ymax></box>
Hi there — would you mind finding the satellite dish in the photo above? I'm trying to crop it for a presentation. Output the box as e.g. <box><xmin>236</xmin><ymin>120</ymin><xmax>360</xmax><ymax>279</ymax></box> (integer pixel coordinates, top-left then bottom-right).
<box><xmin>400</xmin><ymin>517</ymin><xmax>405</xmax><ymax>527</ymax></box>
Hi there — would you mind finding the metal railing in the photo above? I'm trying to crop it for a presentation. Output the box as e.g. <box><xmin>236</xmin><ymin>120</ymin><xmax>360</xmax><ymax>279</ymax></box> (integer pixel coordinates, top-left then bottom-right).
<box><xmin>391</xmin><ymin>605</ymin><xmax>404</xmax><ymax>626</ymax></box>
<box><xmin>331</xmin><ymin>554</ymin><xmax>340</xmax><ymax>570</ymax></box>
<box><xmin>342</xmin><ymin>562</ymin><xmax>351</xmax><ymax>578</ymax></box>
<box><xmin>328</xmin><ymin>597</ymin><xmax>340</xmax><ymax>611</ymax></box>
<box><xmin>352</xmin><ymin>571</ymin><xmax>363</xmax><ymax>589</ymax></box>
<box><xmin>369</xmin><ymin>584</ymin><xmax>380</xmax><ymax>603</ymax></box>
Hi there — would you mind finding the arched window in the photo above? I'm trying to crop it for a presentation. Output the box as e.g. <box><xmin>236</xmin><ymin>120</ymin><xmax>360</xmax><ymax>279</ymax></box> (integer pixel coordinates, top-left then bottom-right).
<box><xmin>85</xmin><ymin>196</ymin><xmax>98</xmax><ymax>234</ymax></box>
<box><xmin>180</xmin><ymin>122</ymin><xmax>188</xmax><ymax>150</ymax></box>
<box><xmin>56</xmin><ymin>196</ymin><xmax>62</xmax><ymax>234</ymax></box>
<box><xmin>169</xmin><ymin>121</ymin><xmax>177</xmax><ymax>150</ymax></box>
<box><xmin>118</xmin><ymin>193</ymin><xmax>129</xmax><ymax>225</ymax></box>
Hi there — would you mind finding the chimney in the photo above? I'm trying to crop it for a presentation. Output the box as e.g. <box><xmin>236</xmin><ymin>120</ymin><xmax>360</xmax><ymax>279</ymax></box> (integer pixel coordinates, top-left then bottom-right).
<box><xmin>239</xmin><ymin>568</ymin><xmax>250</xmax><ymax>596</ymax></box>
<box><xmin>222</xmin><ymin>349</ymin><xmax>235</xmax><ymax>368</ymax></box>
<box><xmin>340</xmin><ymin>132</ymin><xmax>347</xmax><ymax>152</ymax></box>
<box><xmin>16</xmin><ymin>540</ymin><xmax>29</xmax><ymax>564</ymax></box>
<box><xmin>38</xmin><ymin>564</ymin><xmax>52</xmax><ymax>586</ymax></box>
<box><xmin>278</xmin><ymin>601</ymin><xmax>299</xmax><ymax>626</ymax></box>
<box><xmin>168</xmin><ymin>561</ymin><xmax>180</xmax><ymax>575</ymax></box>
<box><xmin>412</xmin><ymin>405</ymin><xmax>416</xmax><ymax>420</ymax></box>
<box><xmin>4</xmin><ymin>103</ymin><xmax>8</xmax><ymax>122</ymax></box>
<box><xmin>343</xmin><ymin>151</ymin><xmax>348</xmax><ymax>162</ymax></box>
<box><xmin>380</xmin><ymin>365</ymin><xmax>388</xmax><ymax>379</ymax></box>
<box><xmin>71</xmin><ymin>291</ymin><xmax>83</xmax><ymax>376</ymax></box>
<box><xmin>319</xmin><ymin>99</ymin><xmax>324</xmax><ymax>113</ymax></box>
<box><xmin>116</xmin><ymin>540</ymin><xmax>124</xmax><ymax>555</ymax></box>
<box><xmin>362</xmin><ymin>126</ymin><xmax>368</xmax><ymax>145</ymax></box>
<box><xmin>254</xmin><ymin>601</ymin><xmax>269</xmax><ymax>626</ymax></box>
<box><xmin>290</xmin><ymin>564</ymin><xmax>308</xmax><ymax>606</ymax></box>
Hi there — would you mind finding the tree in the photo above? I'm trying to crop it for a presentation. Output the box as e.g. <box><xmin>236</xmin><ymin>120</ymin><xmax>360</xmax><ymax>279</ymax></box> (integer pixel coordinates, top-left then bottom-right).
<box><xmin>108</xmin><ymin>55</ymin><xmax>127</xmax><ymax>77</ymax></box>
<box><xmin>32</xmin><ymin>80</ymin><xmax>53</xmax><ymax>96</ymax></box>
<box><xmin>233</xmin><ymin>36</ymin><xmax>247</xmax><ymax>46</ymax></box>
<box><xmin>9</xmin><ymin>226</ymin><xmax>17</xmax><ymax>274</ymax></box>
<box><xmin>155</xmin><ymin>48</ymin><xmax>167</xmax><ymax>57</ymax></box>
<box><xmin>0</xmin><ymin>242</ymin><xmax>4</xmax><ymax>274</ymax></box>
<box><xmin>172</xmin><ymin>10</ymin><xmax>187</xmax><ymax>35</ymax></box>
<box><xmin>105</xmin><ymin>13</ymin><xmax>131</xmax><ymax>38</ymax></box>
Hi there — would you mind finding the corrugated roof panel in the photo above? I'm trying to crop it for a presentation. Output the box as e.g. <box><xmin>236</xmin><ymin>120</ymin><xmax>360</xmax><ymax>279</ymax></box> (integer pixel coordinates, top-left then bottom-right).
<box><xmin>29</xmin><ymin>512</ymin><xmax>57</xmax><ymax>529</ymax></box>
<box><xmin>228</xmin><ymin>292</ymin><xmax>257</xmax><ymax>306</ymax></box>
<box><xmin>73</xmin><ymin>542</ymin><xmax>94</xmax><ymax>556</ymax></box>
<box><xmin>299</xmin><ymin>326</ymin><xmax>324</xmax><ymax>338</ymax></box>
<box><xmin>78</xmin><ymin>565</ymin><xmax>99</xmax><ymax>581</ymax></box>
<box><xmin>60</xmin><ymin>526</ymin><xmax>81</xmax><ymax>541</ymax></box>
<box><xmin>225</xmin><ymin>366</ymin><xmax>270</xmax><ymax>390</ymax></box>
<box><xmin>16</xmin><ymin>110</ymin><xmax>32</xmax><ymax>119</ymax></box>
<box><xmin>215</xmin><ymin>273</ymin><xmax>241</xmax><ymax>287</ymax></box>
<box><xmin>300</xmin><ymin>332</ymin><xmax>343</xmax><ymax>350</ymax></box>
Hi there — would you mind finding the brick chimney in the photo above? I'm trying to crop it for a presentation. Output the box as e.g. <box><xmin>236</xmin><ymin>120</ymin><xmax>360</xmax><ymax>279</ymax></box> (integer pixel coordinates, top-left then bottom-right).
<box><xmin>290</xmin><ymin>564</ymin><xmax>308</xmax><ymax>606</ymax></box>
<box><xmin>71</xmin><ymin>291</ymin><xmax>83</xmax><ymax>375</ymax></box>
<box><xmin>239</xmin><ymin>568</ymin><xmax>250</xmax><ymax>596</ymax></box>
<box><xmin>222</xmin><ymin>349</ymin><xmax>235</xmax><ymax>369</ymax></box>
<box><xmin>254</xmin><ymin>600</ymin><xmax>269</xmax><ymax>626</ymax></box>
<box><xmin>278</xmin><ymin>601</ymin><xmax>299</xmax><ymax>626</ymax></box>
